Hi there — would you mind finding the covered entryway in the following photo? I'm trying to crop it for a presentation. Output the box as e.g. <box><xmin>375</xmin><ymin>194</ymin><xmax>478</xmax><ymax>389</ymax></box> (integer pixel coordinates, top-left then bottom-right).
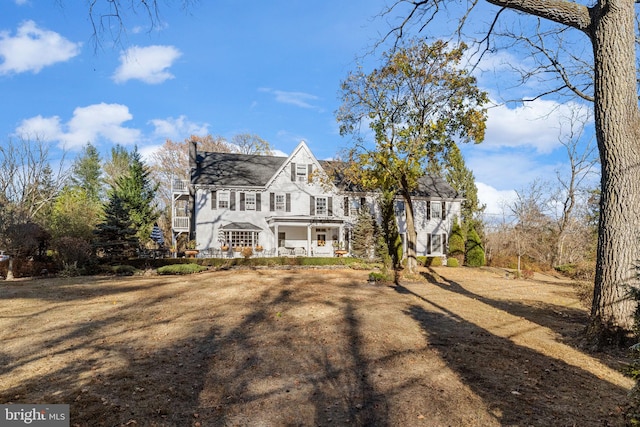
<box><xmin>267</xmin><ymin>217</ymin><xmax>347</xmax><ymax>256</ymax></box>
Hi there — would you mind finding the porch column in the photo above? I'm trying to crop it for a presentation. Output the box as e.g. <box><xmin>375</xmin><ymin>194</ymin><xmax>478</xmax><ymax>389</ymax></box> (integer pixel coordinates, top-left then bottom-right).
<box><xmin>307</xmin><ymin>224</ymin><xmax>312</xmax><ymax>256</ymax></box>
<box><xmin>339</xmin><ymin>225</ymin><xmax>345</xmax><ymax>251</ymax></box>
<box><xmin>274</xmin><ymin>224</ymin><xmax>279</xmax><ymax>252</ymax></box>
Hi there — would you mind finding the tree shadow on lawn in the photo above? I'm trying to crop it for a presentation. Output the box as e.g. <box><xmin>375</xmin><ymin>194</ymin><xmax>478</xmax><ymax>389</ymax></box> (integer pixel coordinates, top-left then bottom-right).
<box><xmin>394</xmin><ymin>281</ymin><xmax>631</xmax><ymax>426</ymax></box>
<box><xmin>0</xmin><ymin>273</ymin><xmax>391</xmax><ymax>426</ymax></box>
<box><xmin>419</xmin><ymin>269</ymin><xmax>590</xmax><ymax>347</ymax></box>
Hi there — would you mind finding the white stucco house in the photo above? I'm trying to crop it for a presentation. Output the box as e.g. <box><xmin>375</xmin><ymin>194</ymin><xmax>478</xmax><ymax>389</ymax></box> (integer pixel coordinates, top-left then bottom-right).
<box><xmin>171</xmin><ymin>140</ymin><xmax>462</xmax><ymax>258</ymax></box>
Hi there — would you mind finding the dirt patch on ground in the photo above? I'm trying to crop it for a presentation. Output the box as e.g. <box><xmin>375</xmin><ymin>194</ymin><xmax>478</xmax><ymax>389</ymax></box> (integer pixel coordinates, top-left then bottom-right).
<box><xmin>0</xmin><ymin>266</ymin><xmax>634</xmax><ymax>426</ymax></box>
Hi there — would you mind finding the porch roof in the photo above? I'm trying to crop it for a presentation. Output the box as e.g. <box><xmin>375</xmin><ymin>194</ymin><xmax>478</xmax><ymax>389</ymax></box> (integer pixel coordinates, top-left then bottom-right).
<box><xmin>266</xmin><ymin>216</ymin><xmax>345</xmax><ymax>226</ymax></box>
<box><xmin>220</xmin><ymin>222</ymin><xmax>262</xmax><ymax>232</ymax></box>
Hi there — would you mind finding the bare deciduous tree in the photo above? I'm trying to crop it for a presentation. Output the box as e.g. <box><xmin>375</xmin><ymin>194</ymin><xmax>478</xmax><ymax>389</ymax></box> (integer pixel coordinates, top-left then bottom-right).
<box><xmin>388</xmin><ymin>0</ymin><xmax>640</xmax><ymax>343</ymax></box>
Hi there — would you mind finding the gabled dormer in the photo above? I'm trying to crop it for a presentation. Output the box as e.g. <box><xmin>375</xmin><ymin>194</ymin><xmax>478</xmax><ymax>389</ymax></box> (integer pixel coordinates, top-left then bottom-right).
<box><xmin>265</xmin><ymin>141</ymin><xmax>333</xmax><ymax>190</ymax></box>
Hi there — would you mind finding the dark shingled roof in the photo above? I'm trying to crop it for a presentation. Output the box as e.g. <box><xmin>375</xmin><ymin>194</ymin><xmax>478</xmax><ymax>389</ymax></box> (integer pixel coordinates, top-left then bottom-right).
<box><xmin>191</xmin><ymin>151</ymin><xmax>460</xmax><ymax>199</ymax></box>
<box><xmin>192</xmin><ymin>151</ymin><xmax>286</xmax><ymax>186</ymax></box>
<box><xmin>414</xmin><ymin>175</ymin><xmax>460</xmax><ymax>199</ymax></box>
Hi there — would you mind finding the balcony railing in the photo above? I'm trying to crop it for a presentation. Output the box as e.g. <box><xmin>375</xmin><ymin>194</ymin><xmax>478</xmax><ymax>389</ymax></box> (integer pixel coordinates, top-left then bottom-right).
<box><xmin>173</xmin><ymin>216</ymin><xmax>189</xmax><ymax>231</ymax></box>
<box><xmin>172</xmin><ymin>179</ymin><xmax>189</xmax><ymax>193</ymax></box>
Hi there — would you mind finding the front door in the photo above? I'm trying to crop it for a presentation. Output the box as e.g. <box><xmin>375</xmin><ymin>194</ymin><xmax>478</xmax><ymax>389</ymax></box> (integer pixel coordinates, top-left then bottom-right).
<box><xmin>278</xmin><ymin>232</ymin><xmax>286</xmax><ymax>248</ymax></box>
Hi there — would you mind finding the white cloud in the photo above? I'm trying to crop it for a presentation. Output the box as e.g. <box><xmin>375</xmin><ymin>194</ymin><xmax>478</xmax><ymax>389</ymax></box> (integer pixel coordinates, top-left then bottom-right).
<box><xmin>14</xmin><ymin>0</ymin><xmax>29</xmax><ymax>4</ymax></box>
<box><xmin>0</xmin><ymin>20</ymin><xmax>81</xmax><ymax>74</ymax></box>
<box><xmin>259</xmin><ymin>88</ymin><xmax>320</xmax><ymax>109</ymax></box>
<box><xmin>483</xmin><ymin>99</ymin><xmax>589</xmax><ymax>154</ymax></box>
<box><xmin>16</xmin><ymin>103</ymin><xmax>141</xmax><ymax>150</ymax></box>
<box><xmin>149</xmin><ymin>115</ymin><xmax>209</xmax><ymax>139</ymax></box>
<box><xmin>112</xmin><ymin>45</ymin><xmax>182</xmax><ymax>84</ymax></box>
<box><xmin>476</xmin><ymin>182</ymin><xmax>517</xmax><ymax>217</ymax></box>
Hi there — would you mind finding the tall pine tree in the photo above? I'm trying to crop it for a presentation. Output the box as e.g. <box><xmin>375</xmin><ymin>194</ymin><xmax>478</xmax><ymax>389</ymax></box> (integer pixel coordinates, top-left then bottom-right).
<box><xmin>444</xmin><ymin>144</ymin><xmax>484</xmax><ymax>232</ymax></box>
<box><xmin>112</xmin><ymin>147</ymin><xmax>159</xmax><ymax>243</ymax></box>
<box><xmin>71</xmin><ymin>142</ymin><xmax>103</xmax><ymax>202</ymax></box>
<box><xmin>93</xmin><ymin>192</ymin><xmax>138</xmax><ymax>259</ymax></box>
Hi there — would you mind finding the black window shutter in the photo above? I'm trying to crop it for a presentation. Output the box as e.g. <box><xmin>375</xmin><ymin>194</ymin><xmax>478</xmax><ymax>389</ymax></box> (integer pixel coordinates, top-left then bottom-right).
<box><xmin>230</xmin><ymin>191</ymin><xmax>236</xmax><ymax>211</ymax></box>
<box><xmin>310</xmin><ymin>196</ymin><xmax>315</xmax><ymax>216</ymax></box>
<box><xmin>344</xmin><ymin>197</ymin><xmax>349</xmax><ymax>216</ymax></box>
<box><xmin>427</xmin><ymin>202</ymin><xmax>431</xmax><ymax>220</ymax></box>
<box><xmin>328</xmin><ymin>197</ymin><xmax>333</xmax><ymax>216</ymax></box>
<box><xmin>285</xmin><ymin>193</ymin><xmax>291</xmax><ymax>212</ymax></box>
<box><xmin>211</xmin><ymin>191</ymin><xmax>217</xmax><ymax>209</ymax></box>
<box><xmin>239</xmin><ymin>193</ymin><xmax>245</xmax><ymax>211</ymax></box>
<box><xmin>256</xmin><ymin>193</ymin><xmax>261</xmax><ymax>211</ymax></box>
<box><xmin>270</xmin><ymin>193</ymin><xmax>275</xmax><ymax>211</ymax></box>
<box><xmin>442</xmin><ymin>201</ymin><xmax>447</xmax><ymax>219</ymax></box>
<box><xmin>291</xmin><ymin>163</ymin><xmax>296</xmax><ymax>181</ymax></box>
<box><xmin>427</xmin><ymin>234</ymin><xmax>432</xmax><ymax>254</ymax></box>
<box><xmin>308</xmin><ymin>164</ymin><xmax>313</xmax><ymax>183</ymax></box>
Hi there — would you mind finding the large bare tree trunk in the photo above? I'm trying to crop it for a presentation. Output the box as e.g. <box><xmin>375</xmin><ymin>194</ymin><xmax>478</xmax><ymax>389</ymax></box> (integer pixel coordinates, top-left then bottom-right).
<box><xmin>588</xmin><ymin>0</ymin><xmax>640</xmax><ymax>341</ymax></box>
<box><xmin>403</xmin><ymin>193</ymin><xmax>418</xmax><ymax>274</ymax></box>
<box><xmin>484</xmin><ymin>0</ymin><xmax>640</xmax><ymax>343</ymax></box>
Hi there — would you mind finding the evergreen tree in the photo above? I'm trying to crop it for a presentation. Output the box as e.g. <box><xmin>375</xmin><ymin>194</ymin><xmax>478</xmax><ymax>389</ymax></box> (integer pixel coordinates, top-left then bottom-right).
<box><xmin>71</xmin><ymin>143</ymin><xmax>103</xmax><ymax>202</ymax></box>
<box><xmin>444</xmin><ymin>144</ymin><xmax>484</xmax><ymax>231</ymax></box>
<box><xmin>112</xmin><ymin>147</ymin><xmax>159</xmax><ymax>243</ymax></box>
<box><xmin>465</xmin><ymin>228</ymin><xmax>486</xmax><ymax>267</ymax></box>
<box><xmin>103</xmin><ymin>144</ymin><xmax>133</xmax><ymax>189</ymax></box>
<box><xmin>93</xmin><ymin>192</ymin><xmax>138</xmax><ymax>259</ymax></box>
<box><xmin>448</xmin><ymin>219</ymin><xmax>466</xmax><ymax>264</ymax></box>
<box><xmin>351</xmin><ymin>208</ymin><xmax>378</xmax><ymax>261</ymax></box>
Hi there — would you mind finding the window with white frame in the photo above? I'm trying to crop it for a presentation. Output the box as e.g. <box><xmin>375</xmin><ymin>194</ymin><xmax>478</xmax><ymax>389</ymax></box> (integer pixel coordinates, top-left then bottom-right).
<box><xmin>218</xmin><ymin>192</ymin><xmax>230</xmax><ymax>209</ymax></box>
<box><xmin>245</xmin><ymin>193</ymin><xmax>256</xmax><ymax>210</ymax></box>
<box><xmin>430</xmin><ymin>201</ymin><xmax>442</xmax><ymax>219</ymax></box>
<box><xmin>224</xmin><ymin>231</ymin><xmax>258</xmax><ymax>248</ymax></box>
<box><xmin>275</xmin><ymin>194</ymin><xmax>286</xmax><ymax>211</ymax></box>
<box><xmin>296</xmin><ymin>164</ymin><xmax>307</xmax><ymax>182</ymax></box>
<box><xmin>316</xmin><ymin>197</ymin><xmax>327</xmax><ymax>216</ymax></box>
<box><xmin>432</xmin><ymin>233</ymin><xmax>443</xmax><ymax>254</ymax></box>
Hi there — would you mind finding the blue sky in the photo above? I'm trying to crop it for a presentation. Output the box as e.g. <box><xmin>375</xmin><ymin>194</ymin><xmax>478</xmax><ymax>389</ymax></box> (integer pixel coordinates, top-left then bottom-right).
<box><xmin>1</xmin><ymin>1</ymin><xmax>597</xmax><ymax>217</ymax></box>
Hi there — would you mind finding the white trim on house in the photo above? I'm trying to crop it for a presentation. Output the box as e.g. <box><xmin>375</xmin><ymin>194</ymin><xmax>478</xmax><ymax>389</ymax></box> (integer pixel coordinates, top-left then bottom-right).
<box><xmin>172</xmin><ymin>140</ymin><xmax>462</xmax><ymax>258</ymax></box>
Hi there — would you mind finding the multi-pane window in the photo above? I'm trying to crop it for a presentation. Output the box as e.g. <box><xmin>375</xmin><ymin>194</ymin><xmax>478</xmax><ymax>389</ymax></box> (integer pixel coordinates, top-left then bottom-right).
<box><xmin>245</xmin><ymin>193</ymin><xmax>256</xmax><ymax>210</ymax></box>
<box><xmin>218</xmin><ymin>192</ymin><xmax>230</xmax><ymax>209</ymax></box>
<box><xmin>296</xmin><ymin>164</ymin><xmax>307</xmax><ymax>182</ymax></box>
<box><xmin>316</xmin><ymin>197</ymin><xmax>327</xmax><ymax>215</ymax></box>
<box><xmin>275</xmin><ymin>194</ymin><xmax>286</xmax><ymax>211</ymax></box>
<box><xmin>432</xmin><ymin>234</ymin><xmax>443</xmax><ymax>254</ymax></box>
<box><xmin>431</xmin><ymin>201</ymin><xmax>442</xmax><ymax>219</ymax></box>
<box><xmin>224</xmin><ymin>231</ymin><xmax>258</xmax><ymax>248</ymax></box>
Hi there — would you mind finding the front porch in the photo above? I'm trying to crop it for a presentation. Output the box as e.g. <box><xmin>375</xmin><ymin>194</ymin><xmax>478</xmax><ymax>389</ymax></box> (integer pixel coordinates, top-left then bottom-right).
<box><xmin>267</xmin><ymin>216</ymin><xmax>349</xmax><ymax>258</ymax></box>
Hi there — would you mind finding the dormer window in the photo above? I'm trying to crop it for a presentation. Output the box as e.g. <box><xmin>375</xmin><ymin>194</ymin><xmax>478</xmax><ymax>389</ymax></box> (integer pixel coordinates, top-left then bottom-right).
<box><xmin>296</xmin><ymin>164</ymin><xmax>307</xmax><ymax>182</ymax></box>
<box><xmin>291</xmin><ymin>163</ymin><xmax>313</xmax><ymax>183</ymax></box>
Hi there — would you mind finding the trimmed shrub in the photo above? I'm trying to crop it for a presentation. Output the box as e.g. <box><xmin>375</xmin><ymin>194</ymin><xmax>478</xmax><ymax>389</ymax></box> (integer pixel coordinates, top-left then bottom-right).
<box><xmin>446</xmin><ymin>257</ymin><xmax>459</xmax><ymax>267</ymax></box>
<box><xmin>368</xmin><ymin>271</ymin><xmax>390</xmax><ymax>282</ymax></box>
<box><xmin>157</xmin><ymin>264</ymin><xmax>208</xmax><ymax>275</ymax></box>
<box><xmin>448</xmin><ymin>220</ymin><xmax>465</xmax><ymax>264</ymax></box>
<box><xmin>111</xmin><ymin>265</ymin><xmax>138</xmax><ymax>276</ymax></box>
<box><xmin>465</xmin><ymin>228</ymin><xmax>485</xmax><ymax>267</ymax></box>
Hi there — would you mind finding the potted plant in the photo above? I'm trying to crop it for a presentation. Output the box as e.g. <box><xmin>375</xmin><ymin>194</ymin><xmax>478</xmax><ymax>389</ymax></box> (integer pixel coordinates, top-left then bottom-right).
<box><xmin>220</xmin><ymin>240</ymin><xmax>229</xmax><ymax>251</ymax></box>
<box><xmin>185</xmin><ymin>240</ymin><xmax>199</xmax><ymax>258</ymax></box>
<box><xmin>333</xmin><ymin>241</ymin><xmax>347</xmax><ymax>257</ymax></box>
<box><xmin>241</xmin><ymin>247</ymin><xmax>253</xmax><ymax>259</ymax></box>
<box><xmin>255</xmin><ymin>244</ymin><xmax>264</xmax><ymax>252</ymax></box>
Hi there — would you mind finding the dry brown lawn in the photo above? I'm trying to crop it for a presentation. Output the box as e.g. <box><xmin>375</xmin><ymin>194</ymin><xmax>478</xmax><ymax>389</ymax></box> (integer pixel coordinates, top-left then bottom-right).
<box><xmin>0</xmin><ymin>266</ymin><xmax>634</xmax><ymax>426</ymax></box>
